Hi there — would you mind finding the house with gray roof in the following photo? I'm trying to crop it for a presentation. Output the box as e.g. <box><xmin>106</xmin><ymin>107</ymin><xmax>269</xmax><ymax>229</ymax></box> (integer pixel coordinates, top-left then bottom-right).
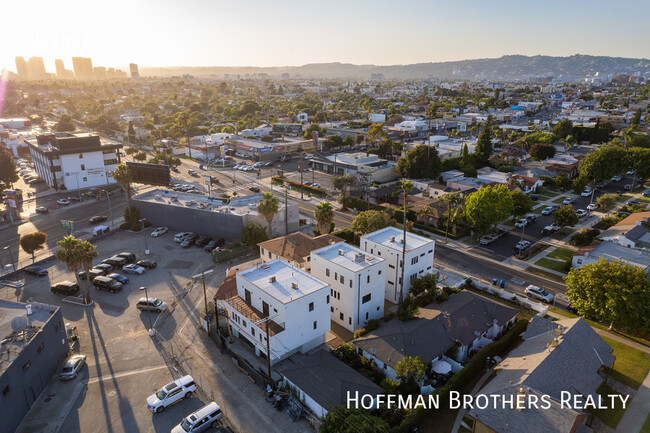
<box><xmin>352</xmin><ymin>291</ymin><xmax>518</xmax><ymax>382</ymax></box>
<box><xmin>572</xmin><ymin>240</ymin><xmax>650</xmax><ymax>274</ymax></box>
<box><xmin>469</xmin><ymin>316</ymin><xmax>614</xmax><ymax>433</ymax></box>
<box><xmin>276</xmin><ymin>349</ymin><xmax>382</xmax><ymax>418</ymax></box>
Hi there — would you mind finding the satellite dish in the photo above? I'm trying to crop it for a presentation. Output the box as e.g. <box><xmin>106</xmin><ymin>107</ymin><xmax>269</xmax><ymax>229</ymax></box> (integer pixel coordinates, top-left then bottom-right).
<box><xmin>11</xmin><ymin>316</ymin><xmax>28</xmax><ymax>333</ymax></box>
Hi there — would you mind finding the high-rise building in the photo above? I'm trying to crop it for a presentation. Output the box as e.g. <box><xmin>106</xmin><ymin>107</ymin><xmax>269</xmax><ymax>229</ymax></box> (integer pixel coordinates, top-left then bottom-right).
<box><xmin>26</xmin><ymin>57</ymin><xmax>47</xmax><ymax>80</ymax></box>
<box><xmin>72</xmin><ymin>56</ymin><xmax>93</xmax><ymax>80</ymax></box>
<box><xmin>129</xmin><ymin>63</ymin><xmax>140</xmax><ymax>80</ymax></box>
<box><xmin>94</xmin><ymin>66</ymin><xmax>107</xmax><ymax>80</ymax></box>
<box><xmin>55</xmin><ymin>59</ymin><xmax>65</xmax><ymax>76</ymax></box>
<box><xmin>15</xmin><ymin>57</ymin><xmax>28</xmax><ymax>79</ymax></box>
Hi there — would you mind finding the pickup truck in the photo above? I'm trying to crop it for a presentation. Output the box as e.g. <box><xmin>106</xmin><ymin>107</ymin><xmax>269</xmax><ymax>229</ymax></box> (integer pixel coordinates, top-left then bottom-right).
<box><xmin>541</xmin><ymin>223</ymin><xmax>560</xmax><ymax>235</ymax></box>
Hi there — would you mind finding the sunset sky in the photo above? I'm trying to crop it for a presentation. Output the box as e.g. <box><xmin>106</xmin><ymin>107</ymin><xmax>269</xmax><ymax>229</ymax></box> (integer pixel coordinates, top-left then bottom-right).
<box><xmin>3</xmin><ymin>0</ymin><xmax>649</xmax><ymax>72</ymax></box>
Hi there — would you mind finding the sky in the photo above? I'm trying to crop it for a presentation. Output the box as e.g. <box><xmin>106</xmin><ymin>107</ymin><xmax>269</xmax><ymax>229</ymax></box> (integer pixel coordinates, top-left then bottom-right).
<box><xmin>3</xmin><ymin>0</ymin><xmax>650</xmax><ymax>73</ymax></box>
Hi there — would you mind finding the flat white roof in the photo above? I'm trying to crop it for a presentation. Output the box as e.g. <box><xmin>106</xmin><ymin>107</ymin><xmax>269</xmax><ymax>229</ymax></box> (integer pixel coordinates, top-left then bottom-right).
<box><xmin>361</xmin><ymin>226</ymin><xmax>433</xmax><ymax>252</ymax></box>
<box><xmin>238</xmin><ymin>259</ymin><xmax>329</xmax><ymax>304</ymax></box>
<box><xmin>312</xmin><ymin>242</ymin><xmax>383</xmax><ymax>272</ymax></box>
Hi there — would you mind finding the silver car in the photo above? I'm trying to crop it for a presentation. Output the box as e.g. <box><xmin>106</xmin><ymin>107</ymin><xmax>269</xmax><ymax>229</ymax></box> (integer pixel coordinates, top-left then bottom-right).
<box><xmin>136</xmin><ymin>297</ymin><xmax>168</xmax><ymax>313</ymax></box>
<box><xmin>59</xmin><ymin>355</ymin><xmax>86</xmax><ymax>380</ymax></box>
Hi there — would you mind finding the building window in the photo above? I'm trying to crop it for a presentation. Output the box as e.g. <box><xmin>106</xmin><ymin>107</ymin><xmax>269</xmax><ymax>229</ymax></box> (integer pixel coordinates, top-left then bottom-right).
<box><xmin>428</xmin><ymin>249</ymin><xmax>433</xmax><ymax>254</ymax></box>
<box><xmin>410</xmin><ymin>274</ymin><xmax>417</xmax><ymax>282</ymax></box>
<box><xmin>388</xmin><ymin>280</ymin><xmax>394</xmax><ymax>285</ymax></box>
<box><xmin>251</xmin><ymin>328</ymin><xmax>255</xmax><ymax>337</ymax></box>
<box><xmin>81</xmin><ymin>164</ymin><xmax>85</xmax><ymax>171</ymax></box>
<box><xmin>104</xmin><ymin>159</ymin><xmax>118</xmax><ymax>165</ymax></box>
<box><xmin>331</xmin><ymin>306</ymin><xmax>333</xmax><ymax>312</ymax></box>
<box><xmin>349</xmin><ymin>317</ymin><xmax>352</xmax><ymax>325</ymax></box>
<box><xmin>326</xmin><ymin>295</ymin><xmax>330</xmax><ymax>304</ymax></box>
<box><xmin>335</xmin><ymin>272</ymin><xmax>338</xmax><ymax>280</ymax></box>
<box><xmin>37</xmin><ymin>343</ymin><xmax>44</xmax><ymax>353</ymax></box>
<box><xmin>362</xmin><ymin>294</ymin><xmax>371</xmax><ymax>304</ymax></box>
<box><xmin>420</xmin><ymin>253</ymin><xmax>425</xmax><ymax>257</ymax></box>
<box><xmin>366</xmin><ymin>312</ymin><xmax>369</xmax><ymax>320</ymax></box>
<box><xmin>82</xmin><ymin>177</ymin><xmax>87</xmax><ymax>182</ymax></box>
<box><xmin>326</xmin><ymin>268</ymin><xmax>330</xmax><ymax>277</ymax></box>
<box><xmin>389</xmin><ymin>264</ymin><xmax>395</xmax><ymax>269</ymax></box>
<box><xmin>242</xmin><ymin>320</ymin><xmax>246</xmax><ymax>329</ymax></box>
<box><xmin>377</xmin><ymin>251</ymin><xmax>381</xmax><ymax>256</ymax></box>
<box><xmin>411</xmin><ymin>256</ymin><xmax>419</xmax><ymax>265</ymax></box>
<box><xmin>268</xmin><ymin>251</ymin><xmax>272</xmax><ymax>259</ymax></box>
<box><xmin>52</xmin><ymin>166</ymin><xmax>62</xmax><ymax>172</ymax></box>
<box><xmin>309</xmin><ymin>302</ymin><xmax>314</xmax><ymax>312</ymax></box>
<box><xmin>349</xmin><ymin>280</ymin><xmax>352</xmax><ymax>288</ymax></box>
<box><xmin>340</xmin><ymin>312</ymin><xmax>344</xmax><ymax>320</ymax></box>
<box><xmin>23</xmin><ymin>360</ymin><xmax>31</xmax><ymax>371</ymax></box>
<box><xmin>367</xmin><ymin>275</ymin><xmax>370</xmax><ymax>284</ymax></box>
<box><xmin>340</xmin><ymin>275</ymin><xmax>344</xmax><ymax>284</ymax></box>
<box><xmin>313</xmin><ymin>321</ymin><xmax>317</xmax><ymax>329</ymax></box>
<box><xmin>577</xmin><ymin>259</ymin><xmax>583</xmax><ymax>264</ymax></box>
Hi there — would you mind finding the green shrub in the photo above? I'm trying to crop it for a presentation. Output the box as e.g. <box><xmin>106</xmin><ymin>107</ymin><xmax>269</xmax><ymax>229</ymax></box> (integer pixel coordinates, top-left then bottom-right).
<box><xmin>338</xmin><ymin>195</ymin><xmax>385</xmax><ymax>212</ymax></box>
<box><xmin>332</xmin><ymin>228</ymin><xmax>355</xmax><ymax>243</ymax></box>
<box><xmin>143</xmin><ymin>221</ymin><xmax>152</xmax><ymax>228</ymax></box>
<box><xmin>570</xmin><ymin>229</ymin><xmax>600</xmax><ymax>247</ymax></box>
<box><xmin>119</xmin><ymin>222</ymin><xmax>130</xmax><ymax>230</ymax></box>
<box><xmin>131</xmin><ymin>224</ymin><xmax>142</xmax><ymax>232</ymax></box>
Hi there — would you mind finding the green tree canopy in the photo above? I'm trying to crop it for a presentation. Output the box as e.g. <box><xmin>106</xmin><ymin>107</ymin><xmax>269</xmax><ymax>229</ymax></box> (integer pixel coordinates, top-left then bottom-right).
<box><xmin>464</xmin><ymin>184</ymin><xmax>514</xmax><ymax>233</ymax></box>
<box><xmin>20</xmin><ymin>231</ymin><xmax>48</xmax><ymax>262</ymax></box>
<box><xmin>553</xmin><ymin>204</ymin><xmax>579</xmax><ymax>227</ymax></box>
<box><xmin>529</xmin><ymin>143</ymin><xmax>556</xmax><ymax>161</ymax></box>
<box><xmin>256</xmin><ymin>192</ymin><xmax>280</xmax><ymax>238</ymax></box>
<box><xmin>112</xmin><ymin>163</ymin><xmax>133</xmax><ymax>199</ymax></box>
<box><xmin>578</xmin><ymin>145</ymin><xmax>627</xmax><ymax>181</ymax></box>
<box><xmin>395</xmin><ymin>355</ymin><xmax>427</xmax><ymax>382</ymax></box>
<box><xmin>314</xmin><ymin>202</ymin><xmax>334</xmax><ymax>236</ymax></box>
<box><xmin>320</xmin><ymin>406</ymin><xmax>389</xmax><ymax>433</ymax></box>
<box><xmin>510</xmin><ymin>190</ymin><xmax>533</xmax><ymax>218</ymax></box>
<box><xmin>333</xmin><ymin>174</ymin><xmax>356</xmax><ymax>196</ymax></box>
<box><xmin>474</xmin><ymin>115</ymin><xmax>493</xmax><ymax>167</ymax></box>
<box><xmin>242</xmin><ymin>221</ymin><xmax>268</xmax><ymax>246</ymax></box>
<box><xmin>626</xmin><ymin>147</ymin><xmax>650</xmax><ymax>179</ymax></box>
<box><xmin>55</xmin><ymin>236</ymin><xmax>99</xmax><ymax>304</ymax></box>
<box><xmin>0</xmin><ymin>145</ymin><xmax>19</xmax><ymax>192</ymax></box>
<box><xmin>566</xmin><ymin>258</ymin><xmax>650</xmax><ymax>332</ymax></box>
<box><xmin>596</xmin><ymin>193</ymin><xmax>618</xmax><ymax>209</ymax></box>
<box><xmin>409</xmin><ymin>273</ymin><xmax>439</xmax><ymax>298</ymax></box>
<box><xmin>351</xmin><ymin>210</ymin><xmax>392</xmax><ymax>234</ymax></box>
<box><xmin>553</xmin><ymin>118</ymin><xmax>573</xmax><ymax>140</ymax></box>
<box><xmin>54</xmin><ymin>114</ymin><xmax>75</xmax><ymax>132</ymax></box>
<box><xmin>396</xmin><ymin>145</ymin><xmax>442</xmax><ymax>179</ymax></box>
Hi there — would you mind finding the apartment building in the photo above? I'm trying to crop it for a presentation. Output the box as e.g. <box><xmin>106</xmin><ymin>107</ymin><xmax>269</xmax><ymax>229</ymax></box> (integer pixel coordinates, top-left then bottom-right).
<box><xmin>360</xmin><ymin>227</ymin><xmax>435</xmax><ymax>304</ymax></box>
<box><xmin>220</xmin><ymin>260</ymin><xmax>331</xmax><ymax>364</ymax></box>
<box><xmin>258</xmin><ymin>233</ymin><xmax>343</xmax><ymax>271</ymax></box>
<box><xmin>310</xmin><ymin>242</ymin><xmax>386</xmax><ymax>332</ymax></box>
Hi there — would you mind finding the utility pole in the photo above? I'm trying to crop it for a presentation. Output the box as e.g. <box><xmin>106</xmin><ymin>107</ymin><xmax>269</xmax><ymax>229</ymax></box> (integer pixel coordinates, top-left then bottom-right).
<box><xmin>192</xmin><ymin>269</ymin><xmax>214</xmax><ymax>334</ymax></box>
<box><xmin>140</xmin><ymin>218</ymin><xmax>149</xmax><ymax>255</ymax></box>
<box><xmin>284</xmin><ymin>187</ymin><xmax>288</xmax><ymax>234</ymax></box>
<box><xmin>299</xmin><ymin>153</ymin><xmax>304</xmax><ymax>200</ymax></box>
<box><xmin>104</xmin><ymin>189</ymin><xmax>113</xmax><ymax>228</ymax></box>
<box><xmin>266</xmin><ymin>320</ymin><xmax>272</xmax><ymax>384</ymax></box>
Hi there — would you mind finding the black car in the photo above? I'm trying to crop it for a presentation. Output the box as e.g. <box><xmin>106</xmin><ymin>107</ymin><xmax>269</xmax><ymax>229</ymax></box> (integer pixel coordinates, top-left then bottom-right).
<box><xmin>89</xmin><ymin>215</ymin><xmax>108</xmax><ymax>224</ymax></box>
<box><xmin>249</xmin><ymin>186</ymin><xmax>261</xmax><ymax>193</ymax></box>
<box><xmin>25</xmin><ymin>266</ymin><xmax>48</xmax><ymax>276</ymax></box>
<box><xmin>93</xmin><ymin>276</ymin><xmax>123</xmax><ymax>293</ymax></box>
<box><xmin>94</xmin><ymin>263</ymin><xmax>114</xmax><ymax>273</ymax></box>
<box><xmin>78</xmin><ymin>268</ymin><xmax>106</xmax><ymax>280</ymax></box>
<box><xmin>115</xmin><ymin>252</ymin><xmax>136</xmax><ymax>263</ymax></box>
<box><xmin>137</xmin><ymin>259</ymin><xmax>157</xmax><ymax>269</ymax></box>
<box><xmin>195</xmin><ymin>236</ymin><xmax>212</xmax><ymax>247</ymax></box>
<box><xmin>530</xmin><ymin>194</ymin><xmax>540</xmax><ymax>201</ymax></box>
<box><xmin>51</xmin><ymin>281</ymin><xmax>80</xmax><ymax>296</ymax></box>
<box><xmin>180</xmin><ymin>234</ymin><xmax>199</xmax><ymax>248</ymax></box>
<box><xmin>204</xmin><ymin>240</ymin><xmax>218</xmax><ymax>252</ymax></box>
<box><xmin>102</xmin><ymin>256</ymin><xmax>126</xmax><ymax>267</ymax></box>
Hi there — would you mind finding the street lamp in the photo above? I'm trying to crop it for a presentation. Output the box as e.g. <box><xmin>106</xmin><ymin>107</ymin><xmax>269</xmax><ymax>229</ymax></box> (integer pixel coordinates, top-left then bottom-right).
<box><xmin>140</xmin><ymin>218</ymin><xmax>149</xmax><ymax>255</ymax></box>
<box><xmin>103</xmin><ymin>189</ymin><xmax>114</xmax><ymax>228</ymax></box>
<box><xmin>140</xmin><ymin>286</ymin><xmax>155</xmax><ymax>336</ymax></box>
<box><xmin>3</xmin><ymin>246</ymin><xmax>16</xmax><ymax>272</ymax></box>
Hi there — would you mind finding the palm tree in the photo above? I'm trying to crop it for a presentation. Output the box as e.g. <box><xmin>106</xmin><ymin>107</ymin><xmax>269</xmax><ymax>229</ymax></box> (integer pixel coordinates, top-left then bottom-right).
<box><xmin>257</xmin><ymin>192</ymin><xmax>280</xmax><ymax>238</ymax></box>
<box><xmin>112</xmin><ymin>163</ymin><xmax>133</xmax><ymax>200</ymax></box>
<box><xmin>399</xmin><ymin>179</ymin><xmax>413</xmax><ymax>306</ymax></box>
<box><xmin>440</xmin><ymin>192</ymin><xmax>464</xmax><ymax>244</ymax></box>
<box><xmin>314</xmin><ymin>202</ymin><xmax>334</xmax><ymax>235</ymax></box>
<box><xmin>55</xmin><ymin>236</ymin><xmax>99</xmax><ymax>304</ymax></box>
<box><xmin>623</xmin><ymin>123</ymin><xmax>639</xmax><ymax>148</ymax></box>
<box><xmin>417</xmin><ymin>205</ymin><xmax>434</xmax><ymax>225</ymax></box>
<box><xmin>176</xmin><ymin>112</ymin><xmax>193</xmax><ymax>158</ymax></box>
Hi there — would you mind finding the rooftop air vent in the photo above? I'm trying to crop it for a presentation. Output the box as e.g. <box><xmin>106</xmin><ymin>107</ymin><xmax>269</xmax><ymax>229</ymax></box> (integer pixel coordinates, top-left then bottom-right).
<box><xmin>354</xmin><ymin>253</ymin><xmax>365</xmax><ymax>263</ymax></box>
<box><xmin>269</xmin><ymin>276</ymin><xmax>276</xmax><ymax>283</ymax></box>
<box><xmin>390</xmin><ymin>236</ymin><xmax>395</xmax><ymax>242</ymax></box>
<box><xmin>291</xmin><ymin>282</ymin><xmax>299</xmax><ymax>290</ymax></box>
<box><xmin>338</xmin><ymin>249</ymin><xmax>345</xmax><ymax>256</ymax></box>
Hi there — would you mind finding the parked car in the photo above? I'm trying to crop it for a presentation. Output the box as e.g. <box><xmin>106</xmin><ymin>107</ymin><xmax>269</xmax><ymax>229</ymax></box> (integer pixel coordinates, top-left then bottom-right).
<box><xmin>92</xmin><ymin>225</ymin><xmax>110</xmax><ymax>236</ymax></box>
<box><xmin>78</xmin><ymin>268</ymin><xmax>106</xmax><ymax>280</ymax></box>
<box><xmin>195</xmin><ymin>236</ymin><xmax>212</xmax><ymax>248</ymax></box>
<box><xmin>171</xmin><ymin>166</ymin><xmax>180</xmax><ymax>173</ymax></box>
<box><xmin>611</xmin><ymin>175</ymin><xmax>622</xmax><ymax>182</ymax></box>
<box><xmin>529</xmin><ymin>194</ymin><xmax>539</xmax><ymax>201</ymax></box>
<box><xmin>57</xmin><ymin>198</ymin><xmax>70</xmax><ymax>206</ymax></box>
<box><xmin>136</xmin><ymin>297</ymin><xmax>168</xmax><ymax>313</ymax></box>
<box><xmin>204</xmin><ymin>240</ymin><xmax>218</xmax><ymax>252</ymax></box>
<box><xmin>102</xmin><ymin>256</ymin><xmax>127</xmax><ymax>267</ymax></box>
<box><xmin>524</xmin><ymin>285</ymin><xmax>554</xmax><ymax>303</ymax></box>
<box><xmin>311</xmin><ymin>183</ymin><xmax>321</xmax><ymax>188</ymax></box>
<box><xmin>575</xmin><ymin>209</ymin><xmax>588</xmax><ymax>218</ymax></box>
<box><xmin>525</xmin><ymin>214</ymin><xmax>537</xmax><ymax>223</ymax></box>
<box><xmin>643</xmin><ymin>191</ymin><xmax>650</xmax><ymax>197</ymax></box>
<box><xmin>188</xmin><ymin>169</ymin><xmax>199</xmax><ymax>177</ymax></box>
<box><xmin>171</xmin><ymin>402</ymin><xmax>223</xmax><ymax>433</ymax></box>
<box><xmin>51</xmin><ymin>281</ymin><xmax>80</xmax><ymax>296</ymax></box>
<box><xmin>586</xmin><ymin>203</ymin><xmax>597</xmax><ymax>211</ymax></box>
<box><xmin>580</xmin><ymin>188</ymin><xmax>592</xmax><ymax>197</ymax></box>
<box><xmin>567</xmin><ymin>302</ymin><xmax>578</xmax><ymax>314</ymax></box>
<box><xmin>25</xmin><ymin>265</ymin><xmax>48</xmax><ymax>276</ymax></box>
<box><xmin>122</xmin><ymin>264</ymin><xmax>145</xmax><ymax>275</ymax></box>
<box><xmin>180</xmin><ymin>234</ymin><xmax>199</xmax><ymax>248</ymax></box>
<box><xmin>174</xmin><ymin>232</ymin><xmax>193</xmax><ymax>242</ymax></box>
<box><xmin>67</xmin><ymin>196</ymin><xmax>82</xmax><ymax>202</ymax></box>
<box><xmin>249</xmin><ymin>186</ymin><xmax>261</xmax><ymax>193</ymax></box>
<box><xmin>541</xmin><ymin>206</ymin><xmax>554</xmax><ymax>215</ymax></box>
<box><xmin>115</xmin><ymin>252</ymin><xmax>136</xmax><ymax>263</ymax></box>
<box><xmin>479</xmin><ymin>234</ymin><xmax>498</xmax><ymax>246</ymax></box>
<box><xmin>35</xmin><ymin>206</ymin><xmax>49</xmax><ymax>214</ymax></box>
<box><xmin>107</xmin><ymin>273</ymin><xmax>129</xmax><ymax>284</ymax></box>
<box><xmin>151</xmin><ymin>227</ymin><xmax>169</xmax><ymax>237</ymax></box>
<box><xmin>304</xmin><ymin>181</ymin><xmax>313</xmax><ymax>186</ymax></box>
<box><xmin>562</xmin><ymin>197</ymin><xmax>572</xmax><ymax>205</ymax></box>
<box><xmin>59</xmin><ymin>354</ymin><xmax>86</xmax><ymax>380</ymax></box>
<box><xmin>515</xmin><ymin>240</ymin><xmax>531</xmax><ymax>251</ymax></box>
<box><xmin>541</xmin><ymin>223</ymin><xmax>560</xmax><ymax>235</ymax></box>
<box><xmin>147</xmin><ymin>375</ymin><xmax>197</xmax><ymax>413</ymax></box>
<box><xmin>94</xmin><ymin>263</ymin><xmax>114</xmax><ymax>273</ymax></box>
<box><xmin>624</xmin><ymin>184</ymin><xmax>633</xmax><ymax>191</ymax></box>
<box><xmin>93</xmin><ymin>276</ymin><xmax>123</xmax><ymax>293</ymax></box>
<box><xmin>626</xmin><ymin>170</ymin><xmax>635</xmax><ymax>175</ymax></box>
<box><xmin>514</xmin><ymin>219</ymin><xmax>528</xmax><ymax>228</ymax></box>
<box><xmin>89</xmin><ymin>215</ymin><xmax>108</xmax><ymax>224</ymax></box>
<box><xmin>617</xmin><ymin>211</ymin><xmax>632</xmax><ymax>218</ymax></box>
<box><xmin>137</xmin><ymin>259</ymin><xmax>157</xmax><ymax>269</ymax></box>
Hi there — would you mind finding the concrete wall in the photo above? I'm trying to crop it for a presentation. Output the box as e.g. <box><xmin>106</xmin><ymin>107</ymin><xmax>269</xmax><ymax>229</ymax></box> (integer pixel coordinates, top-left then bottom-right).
<box><xmin>134</xmin><ymin>199</ymin><xmax>244</xmax><ymax>241</ymax></box>
<box><xmin>0</xmin><ymin>307</ymin><xmax>68</xmax><ymax>433</ymax></box>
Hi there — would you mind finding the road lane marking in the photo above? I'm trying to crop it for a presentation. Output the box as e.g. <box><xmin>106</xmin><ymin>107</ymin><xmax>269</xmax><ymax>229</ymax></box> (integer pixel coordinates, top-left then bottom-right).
<box><xmin>85</xmin><ymin>364</ymin><xmax>168</xmax><ymax>384</ymax></box>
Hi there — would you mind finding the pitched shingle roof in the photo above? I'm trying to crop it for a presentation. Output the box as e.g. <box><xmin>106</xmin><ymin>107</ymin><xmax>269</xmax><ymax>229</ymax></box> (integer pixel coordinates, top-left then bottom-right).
<box><xmin>257</xmin><ymin>233</ymin><xmax>343</xmax><ymax>265</ymax></box>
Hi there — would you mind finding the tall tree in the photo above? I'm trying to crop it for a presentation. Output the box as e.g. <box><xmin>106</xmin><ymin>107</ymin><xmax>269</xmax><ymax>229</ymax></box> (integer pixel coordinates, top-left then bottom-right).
<box><xmin>553</xmin><ymin>118</ymin><xmax>573</xmax><ymax>140</ymax></box>
<box><xmin>19</xmin><ymin>232</ymin><xmax>48</xmax><ymax>263</ymax></box>
<box><xmin>127</xmin><ymin>120</ymin><xmax>136</xmax><ymax>143</ymax></box>
<box><xmin>510</xmin><ymin>190</ymin><xmax>533</xmax><ymax>218</ymax></box>
<box><xmin>242</xmin><ymin>221</ymin><xmax>268</xmax><ymax>246</ymax></box>
<box><xmin>439</xmin><ymin>192</ymin><xmax>464</xmax><ymax>243</ymax></box>
<box><xmin>529</xmin><ymin>143</ymin><xmax>556</xmax><ymax>161</ymax></box>
<box><xmin>566</xmin><ymin>258</ymin><xmax>650</xmax><ymax>332</ymax></box>
<box><xmin>54</xmin><ymin>114</ymin><xmax>75</xmax><ymax>132</ymax></box>
<box><xmin>553</xmin><ymin>204</ymin><xmax>579</xmax><ymax>227</ymax></box>
<box><xmin>367</xmin><ymin>123</ymin><xmax>384</xmax><ymax>145</ymax></box>
<box><xmin>350</xmin><ymin>210</ymin><xmax>391</xmax><ymax>234</ymax></box>
<box><xmin>332</xmin><ymin>174</ymin><xmax>356</xmax><ymax>196</ymax></box>
<box><xmin>399</xmin><ymin>179</ymin><xmax>413</xmax><ymax>305</ymax></box>
<box><xmin>54</xmin><ymin>236</ymin><xmax>99</xmax><ymax>304</ymax></box>
<box><xmin>627</xmin><ymin>147</ymin><xmax>650</xmax><ymax>181</ymax></box>
<box><xmin>396</xmin><ymin>145</ymin><xmax>442</xmax><ymax>179</ymax></box>
<box><xmin>578</xmin><ymin>145</ymin><xmax>627</xmax><ymax>181</ymax></box>
<box><xmin>464</xmin><ymin>184</ymin><xmax>514</xmax><ymax>234</ymax></box>
<box><xmin>395</xmin><ymin>355</ymin><xmax>427</xmax><ymax>383</ymax></box>
<box><xmin>0</xmin><ymin>146</ymin><xmax>19</xmax><ymax>192</ymax></box>
<box><xmin>112</xmin><ymin>163</ymin><xmax>133</xmax><ymax>200</ymax></box>
<box><xmin>474</xmin><ymin>115</ymin><xmax>493</xmax><ymax>167</ymax></box>
<box><xmin>256</xmin><ymin>192</ymin><xmax>280</xmax><ymax>238</ymax></box>
<box><xmin>314</xmin><ymin>202</ymin><xmax>334</xmax><ymax>235</ymax></box>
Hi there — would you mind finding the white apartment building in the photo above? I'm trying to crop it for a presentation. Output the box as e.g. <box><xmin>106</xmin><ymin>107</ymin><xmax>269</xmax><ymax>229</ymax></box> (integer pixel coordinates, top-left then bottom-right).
<box><xmin>25</xmin><ymin>133</ymin><xmax>122</xmax><ymax>191</ymax></box>
<box><xmin>360</xmin><ymin>227</ymin><xmax>435</xmax><ymax>305</ymax></box>
<box><xmin>310</xmin><ymin>242</ymin><xmax>386</xmax><ymax>332</ymax></box>
<box><xmin>221</xmin><ymin>260</ymin><xmax>331</xmax><ymax>365</ymax></box>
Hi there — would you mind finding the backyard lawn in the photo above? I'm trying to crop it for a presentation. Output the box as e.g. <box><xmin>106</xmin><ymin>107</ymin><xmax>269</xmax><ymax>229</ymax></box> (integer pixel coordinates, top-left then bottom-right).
<box><xmin>539</xmin><ymin>190</ymin><xmax>560</xmax><ymax>198</ymax></box>
<box><xmin>546</xmin><ymin>247</ymin><xmax>576</xmax><ymax>261</ymax></box>
<box><xmin>590</xmin><ymin>383</ymin><xmax>628</xmax><ymax>429</ymax></box>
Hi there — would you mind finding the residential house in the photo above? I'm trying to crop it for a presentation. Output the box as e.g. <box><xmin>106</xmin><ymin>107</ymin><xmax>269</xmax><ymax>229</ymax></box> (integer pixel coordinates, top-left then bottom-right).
<box><xmin>219</xmin><ymin>260</ymin><xmax>331</xmax><ymax>365</ymax></box>
<box><xmin>468</xmin><ymin>316</ymin><xmax>614</xmax><ymax>433</ymax></box>
<box><xmin>258</xmin><ymin>233</ymin><xmax>343</xmax><ymax>271</ymax></box>
<box><xmin>511</xmin><ymin>174</ymin><xmax>543</xmax><ymax>194</ymax></box>
<box><xmin>477</xmin><ymin>168</ymin><xmax>510</xmax><ymax>185</ymax></box>
<box><xmin>353</xmin><ymin>291</ymin><xmax>518</xmax><ymax>381</ymax></box>
<box><xmin>276</xmin><ymin>350</ymin><xmax>383</xmax><ymax>418</ymax></box>
<box><xmin>310</xmin><ymin>242</ymin><xmax>386</xmax><ymax>332</ymax></box>
<box><xmin>311</xmin><ymin>152</ymin><xmax>398</xmax><ymax>184</ymax></box>
<box><xmin>599</xmin><ymin>213</ymin><xmax>650</xmax><ymax>249</ymax></box>
<box><xmin>572</xmin><ymin>241</ymin><xmax>650</xmax><ymax>273</ymax></box>
<box><xmin>360</xmin><ymin>227</ymin><xmax>435</xmax><ymax>305</ymax></box>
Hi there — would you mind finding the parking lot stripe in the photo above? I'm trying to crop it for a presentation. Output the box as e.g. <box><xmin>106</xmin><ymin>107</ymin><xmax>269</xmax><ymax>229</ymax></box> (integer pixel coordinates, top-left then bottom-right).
<box><xmin>85</xmin><ymin>364</ymin><xmax>168</xmax><ymax>385</ymax></box>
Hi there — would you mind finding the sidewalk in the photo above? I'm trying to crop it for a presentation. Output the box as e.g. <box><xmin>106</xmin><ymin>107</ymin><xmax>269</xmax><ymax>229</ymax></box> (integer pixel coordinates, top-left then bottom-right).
<box><xmin>615</xmin><ymin>371</ymin><xmax>650</xmax><ymax>433</ymax></box>
<box><xmin>450</xmin><ymin>368</ymin><xmax>495</xmax><ymax>433</ymax></box>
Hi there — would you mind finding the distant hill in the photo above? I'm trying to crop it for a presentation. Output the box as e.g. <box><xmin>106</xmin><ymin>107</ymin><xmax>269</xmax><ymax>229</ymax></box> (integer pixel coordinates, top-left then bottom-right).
<box><xmin>139</xmin><ymin>54</ymin><xmax>650</xmax><ymax>81</ymax></box>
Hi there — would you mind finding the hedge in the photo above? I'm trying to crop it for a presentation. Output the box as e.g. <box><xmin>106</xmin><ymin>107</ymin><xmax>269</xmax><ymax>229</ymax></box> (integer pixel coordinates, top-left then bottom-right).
<box><xmin>339</xmin><ymin>195</ymin><xmax>385</xmax><ymax>212</ymax></box>
<box><xmin>412</xmin><ymin>222</ymin><xmax>462</xmax><ymax>240</ymax></box>
<box><xmin>393</xmin><ymin>207</ymin><xmax>417</xmax><ymax>224</ymax></box>
<box><xmin>332</xmin><ymin>228</ymin><xmax>359</xmax><ymax>245</ymax></box>
<box><xmin>271</xmin><ymin>176</ymin><xmax>325</xmax><ymax>195</ymax></box>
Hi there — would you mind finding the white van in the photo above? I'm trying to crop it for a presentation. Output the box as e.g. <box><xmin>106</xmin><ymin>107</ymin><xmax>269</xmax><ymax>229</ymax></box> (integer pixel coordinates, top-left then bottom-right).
<box><xmin>171</xmin><ymin>402</ymin><xmax>223</xmax><ymax>433</ymax></box>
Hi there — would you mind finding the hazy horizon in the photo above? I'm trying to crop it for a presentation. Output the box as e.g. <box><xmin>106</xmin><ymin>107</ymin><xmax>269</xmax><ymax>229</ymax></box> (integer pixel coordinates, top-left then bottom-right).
<box><xmin>4</xmin><ymin>0</ymin><xmax>650</xmax><ymax>73</ymax></box>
